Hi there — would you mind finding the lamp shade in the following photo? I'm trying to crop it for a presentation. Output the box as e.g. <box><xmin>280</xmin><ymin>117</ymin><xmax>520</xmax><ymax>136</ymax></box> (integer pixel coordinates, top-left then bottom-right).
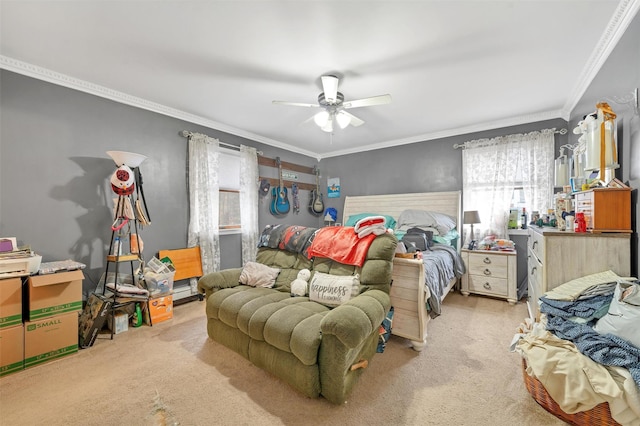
<box><xmin>106</xmin><ymin>151</ymin><xmax>147</xmax><ymax>168</ymax></box>
<box><xmin>463</xmin><ymin>210</ymin><xmax>481</xmax><ymax>225</ymax></box>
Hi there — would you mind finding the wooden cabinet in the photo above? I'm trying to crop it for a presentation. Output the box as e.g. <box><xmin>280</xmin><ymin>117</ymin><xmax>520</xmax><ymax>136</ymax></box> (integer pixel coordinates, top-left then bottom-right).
<box><xmin>461</xmin><ymin>249</ymin><xmax>517</xmax><ymax>304</ymax></box>
<box><xmin>574</xmin><ymin>188</ymin><xmax>631</xmax><ymax>233</ymax></box>
<box><xmin>527</xmin><ymin>227</ymin><xmax>630</xmax><ymax>320</ymax></box>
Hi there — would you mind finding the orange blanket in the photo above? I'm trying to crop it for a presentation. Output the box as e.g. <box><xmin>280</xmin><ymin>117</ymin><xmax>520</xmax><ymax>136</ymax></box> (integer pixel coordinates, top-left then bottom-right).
<box><xmin>307</xmin><ymin>227</ymin><xmax>377</xmax><ymax>267</ymax></box>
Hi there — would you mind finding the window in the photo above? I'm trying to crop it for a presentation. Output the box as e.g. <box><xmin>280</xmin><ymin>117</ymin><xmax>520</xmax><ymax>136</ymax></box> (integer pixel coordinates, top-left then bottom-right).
<box><xmin>219</xmin><ymin>149</ymin><xmax>241</xmax><ymax>233</ymax></box>
<box><xmin>462</xmin><ymin>129</ymin><xmax>555</xmax><ymax>241</ymax></box>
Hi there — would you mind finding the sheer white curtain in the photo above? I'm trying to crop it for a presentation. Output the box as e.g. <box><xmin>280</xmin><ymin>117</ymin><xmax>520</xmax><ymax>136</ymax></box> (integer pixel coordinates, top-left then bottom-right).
<box><xmin>462</xmin><ymin>129</ymin><xmax>555</xmax><ymax>242</ymax></box>
<box><xmin>239</xmin><ymin>145</ymin><xmax>259</xmax><ymax>264</ymax></box>
<box><xmin>187</xmin><ymin>133</ymin><xmax>220</xmax><ymax>275</ymax></box>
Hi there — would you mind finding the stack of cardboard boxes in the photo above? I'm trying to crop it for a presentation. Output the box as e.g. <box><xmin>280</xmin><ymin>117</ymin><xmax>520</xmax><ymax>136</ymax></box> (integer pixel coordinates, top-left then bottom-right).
<box><xmin>0</xmin><ymin>270</ymin><xmax>83</xmax><ymax>376</ymax></box>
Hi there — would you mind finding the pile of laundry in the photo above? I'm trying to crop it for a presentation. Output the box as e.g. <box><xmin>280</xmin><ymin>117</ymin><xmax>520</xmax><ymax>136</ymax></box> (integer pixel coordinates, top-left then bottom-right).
<box><xmin>513</xmin><ymin>270</ymin><xmax>640</xmax><ymax>424</ymax></box>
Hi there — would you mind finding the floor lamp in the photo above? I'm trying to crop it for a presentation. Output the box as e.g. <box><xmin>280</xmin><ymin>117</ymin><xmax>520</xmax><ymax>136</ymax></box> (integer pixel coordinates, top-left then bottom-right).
<box><xmin>464</xmin><ymin>210</ymin><xmax>481</xmax><ymax>250</ymax></box>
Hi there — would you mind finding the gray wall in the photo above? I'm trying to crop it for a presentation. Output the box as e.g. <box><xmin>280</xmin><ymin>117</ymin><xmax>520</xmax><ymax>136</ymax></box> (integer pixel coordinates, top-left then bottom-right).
<box><xmin>0</xmin><ymin>70</ymin><xmax>320</xmax><ymax>297</ymax></box>
<box><xmin>568</xmin><ymin>10</ymin><xmax>640</xmax><ymax>276</ymax></box>
<box><xmin>1</xmin><ymin>10</ymin><xmax>638</xmax><ymax>297</ymax></box>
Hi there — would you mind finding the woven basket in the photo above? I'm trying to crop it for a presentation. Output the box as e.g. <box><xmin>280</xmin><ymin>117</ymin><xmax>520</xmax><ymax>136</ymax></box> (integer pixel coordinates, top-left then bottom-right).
<box><xmin>521</xmin><ymin>359</ymin><xmax>620</xmax><ymax>426</ymax></box>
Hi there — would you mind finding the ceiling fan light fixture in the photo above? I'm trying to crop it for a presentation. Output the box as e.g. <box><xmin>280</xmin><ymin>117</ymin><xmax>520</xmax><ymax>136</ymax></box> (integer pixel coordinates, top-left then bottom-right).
<box><xmin>321</xmin><ymin>119</ymin><xmax>333</xmax><ymax>133</ymax></box>
<box><xmin>321</xmin><ymin>75</ymin><xmax>339</xmax><ymax>104</ymax></box>
<box><xmin>335</xmin><ymin>112</ymin><xmax>351</xmax><ymax>129</ymax></box>
<box><xmin>314</xmin><ymin>110</ymin><xmax>330</xmax><ymax>127</ymax></box>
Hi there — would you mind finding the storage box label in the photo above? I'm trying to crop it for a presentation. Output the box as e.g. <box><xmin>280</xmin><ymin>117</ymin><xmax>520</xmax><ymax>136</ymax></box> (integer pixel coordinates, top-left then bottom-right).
<box><xmin>24</xmin><ymin>344</ymin><xmax>78</xmax><ymax>369</ymax></box>
<box><xmin>0</xmin><ymin>313</ymin><xmax>22</xmax><ymax>328</ymax></box>
<box><xmin>29</xmin><ymin>301</ymin><xmax>83</xmax><ymax>320</ymax></box>
<box><xmin>0</xmin><ymin>360</ymin><xmax>24</xmax><ymax>377</ymax></box>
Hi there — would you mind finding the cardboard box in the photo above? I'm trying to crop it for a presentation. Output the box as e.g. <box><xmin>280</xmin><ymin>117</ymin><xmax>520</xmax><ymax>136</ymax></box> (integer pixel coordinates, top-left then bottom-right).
<box><xmin>146</xmin><ymin>295</ymin><xmax>173</xmax><ymax>325</ymax></box>
<box><xmin>78</xmin><ymin>293</ymin><xmax>112</xmax><ymax>348</ymax></box>
<box><xmin>26</xmin><ymin>270</ymin><xmax>83</xmax><ymax>321</ymax></box>
<box><xmin>0</xmin><ymin>324</ymin><xmax>24</xmax><ymax>376</ymax></box>
<box><xmin>108</xmin><ymin>311</ymin><xmax>129</xmax><ymax>334</ymax></box>
<box><xmin>24</xmin><ymin>311</ymin><xmax>78</xmax><ymax>369</ymax></box>
<box><xmin>0</xmin><ymin>277</ymin><xmax>22</xmax><ymax>328</ymax></box>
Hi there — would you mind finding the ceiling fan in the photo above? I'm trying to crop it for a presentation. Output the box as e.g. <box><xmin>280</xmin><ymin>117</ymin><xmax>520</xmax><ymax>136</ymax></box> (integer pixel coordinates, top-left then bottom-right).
<box><xmin>272</xmin><ymin>75</ymin><xmax>391</xmax><ymax>133</ymax></box>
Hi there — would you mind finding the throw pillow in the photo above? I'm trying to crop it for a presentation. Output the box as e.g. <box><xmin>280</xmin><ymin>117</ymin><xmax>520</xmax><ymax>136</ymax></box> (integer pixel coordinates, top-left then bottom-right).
<box><xmin>308</xmin><ymin>272</ymin><xmax>360</xmax><ymax>307</ymax></box>
<box><xmin>239</xmin><ymin>262</ymin><xmax>281</xmax><ymax>288</ymax></box>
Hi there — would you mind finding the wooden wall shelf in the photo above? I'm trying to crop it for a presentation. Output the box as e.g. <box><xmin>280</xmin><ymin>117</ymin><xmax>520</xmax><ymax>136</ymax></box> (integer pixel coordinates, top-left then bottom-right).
<box><xmin>258</xmin><ymin>156</ymin><xmax>315</xmax><ymax>175</ymax></box>
<box><xmin>258</xmin><ymin>178</ymin><xmax>316</xmax><ymax>192</ymax></box>
<box><xmin>258</xmin><ymin>155</ymin><xmax>319</xmax><ymax>192</ymax></box>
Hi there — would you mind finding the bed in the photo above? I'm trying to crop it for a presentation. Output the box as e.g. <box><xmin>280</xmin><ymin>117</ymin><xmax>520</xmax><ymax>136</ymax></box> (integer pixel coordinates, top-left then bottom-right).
<box><xmin>343</xmin><ymin>191</ymin><xmax>464</xmax><ymax>351</ymax></box>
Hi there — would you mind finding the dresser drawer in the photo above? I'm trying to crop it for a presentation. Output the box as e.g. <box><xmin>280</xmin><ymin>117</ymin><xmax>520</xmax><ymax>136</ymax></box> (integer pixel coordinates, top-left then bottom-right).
<box><xmin>528</xmin><ymin>228</ymin><xmax>544</xmax><ymax>261</ymax></box>
<box><xmin>467</xmin><ymin>275</ymin><xmax>508</xmax><ymax>297</ymax></box>
<box><xmin>468</xmin><ymin>253</ymin><xmax>508</xmax><ymax>279</ymax></box>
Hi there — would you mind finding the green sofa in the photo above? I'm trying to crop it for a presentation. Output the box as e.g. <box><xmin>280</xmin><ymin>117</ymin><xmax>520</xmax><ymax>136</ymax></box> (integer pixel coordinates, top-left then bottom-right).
<box><xmin>197</xmin><ymin>230</ymin><xmax>397</xmax><ymax>404</ymax></box>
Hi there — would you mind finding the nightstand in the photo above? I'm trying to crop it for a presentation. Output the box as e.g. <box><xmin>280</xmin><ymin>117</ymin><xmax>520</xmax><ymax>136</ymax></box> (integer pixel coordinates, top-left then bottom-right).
<box><xmin>461</xmin><ymin>249</ymin><xmax>517</xmax><ymax>304</ymax></box>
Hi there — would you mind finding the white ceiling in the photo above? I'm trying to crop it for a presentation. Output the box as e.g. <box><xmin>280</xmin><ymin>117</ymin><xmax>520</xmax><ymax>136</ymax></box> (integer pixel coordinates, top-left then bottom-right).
<box><xmin>1</xmin><ymin>1</ymin><xmax>637</xmax><ymax>159</ymax></box>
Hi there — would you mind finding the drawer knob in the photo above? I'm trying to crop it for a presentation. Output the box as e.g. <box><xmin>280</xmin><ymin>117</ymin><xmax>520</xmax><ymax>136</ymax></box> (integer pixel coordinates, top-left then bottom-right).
<box><xmin>483</xmin><ymin>257</ymin><xmax>491</xmax><ymax>264</ymax></box>
<box><xmin>483</xmin><ymin>269</ymin><xmax>492</xmax><ymax>276</ymax></box>
<box><xmin>530</xmin><ymin>266</ymin><xmax>537</xmax><ymax>276</ymax></box>
<box><xmin>483</xmin><ymin>282</ymin><xmax>492</xmax><ymax>290</ymax></box>
<box><xmin>532</xmin><ymin>241</ymin><xmax>538</xmax><ymax>249</ymax></box>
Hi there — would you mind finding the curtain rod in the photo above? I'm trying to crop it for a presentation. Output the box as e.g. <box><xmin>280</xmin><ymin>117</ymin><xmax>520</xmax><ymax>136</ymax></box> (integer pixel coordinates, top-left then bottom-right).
<box><xmin>180</xmin><ymin>130</ymin><xmax>263</xmax><ymax>155</ymax></box>
<box><xmin>453</xmin><ymin>127</ymin><xmax>567</xmax><ymax>149</ymax></box>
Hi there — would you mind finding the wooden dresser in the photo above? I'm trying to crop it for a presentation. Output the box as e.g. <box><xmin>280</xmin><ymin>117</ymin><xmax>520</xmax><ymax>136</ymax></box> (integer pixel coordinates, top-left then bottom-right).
<box><xmin>527</xmin><ymin>227</ymin><xmax>630</xmax><ymax>320</ymax></box>
<box><xmin>461</xmin><ymin>249</ymin><xmax>517</xmax><ymax>304</ymax></box>
<box><xmin>574</xmin><ymin>188</ymin><xmax>631</xmax><ymax>233</ymax></box>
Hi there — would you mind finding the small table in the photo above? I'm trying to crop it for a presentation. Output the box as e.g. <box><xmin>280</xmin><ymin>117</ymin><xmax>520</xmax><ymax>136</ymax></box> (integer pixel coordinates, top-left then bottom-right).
<box><xmin>461</xmin><ymin>248</ymin><xmax>517</xmax><ymax>304</ymax></box>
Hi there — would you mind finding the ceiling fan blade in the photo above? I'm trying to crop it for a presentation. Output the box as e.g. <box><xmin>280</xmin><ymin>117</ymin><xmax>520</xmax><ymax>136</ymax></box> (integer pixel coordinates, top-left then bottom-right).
<box><xmin>321</xmin><ymin>75</ymin><xmax>339</xmax><ymax>104</ymax></box>
<box><xmin>272</xmin><ymin>100</ymin><xmax>319</xmax><ymax>108</ymax></box>
<box><xmin>343</xmin><ymin>94</ymin><xmax>392</xmax><ymax>109</ymax></box>
<box><xmin>339</xmin><ymin>110</ymin><xmax>365</xmax><ymax>127</ymax></box>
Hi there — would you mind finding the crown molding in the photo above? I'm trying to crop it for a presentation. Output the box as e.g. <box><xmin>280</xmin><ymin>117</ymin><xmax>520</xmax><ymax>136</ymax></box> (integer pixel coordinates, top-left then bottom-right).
<box><xmin>319</xmin><ymin>109</ymin><xmax>565</xmax><ymax>159</ymax></box>
<box><xmin>3</xmin><ymin>0</ymin><xmax>636</xmax><ymax>162</ymax></box>
<box><xmin>561</xmin><ymin>0</ymin><xmax>640</xmax><ymax>119</ymax></box>
<box><xmin>0</xmin><ymin>55</ymin><xmax>320</xmax><ymax>159</ymax></box>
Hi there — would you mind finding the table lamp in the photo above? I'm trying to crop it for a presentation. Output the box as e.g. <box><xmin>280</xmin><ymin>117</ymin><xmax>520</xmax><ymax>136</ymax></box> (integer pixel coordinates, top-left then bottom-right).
<box><xmin>464</xmin><ymin>210</ymin><xmax>481</xmax><ymax>249</ymax></box>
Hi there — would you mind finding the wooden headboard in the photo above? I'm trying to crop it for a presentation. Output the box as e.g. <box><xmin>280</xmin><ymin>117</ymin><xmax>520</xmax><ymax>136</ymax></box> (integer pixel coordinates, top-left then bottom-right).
<box><xmin>342</xmin><ymin>191</ymin><xmax>463</xmax><ymax>251</ymax></box>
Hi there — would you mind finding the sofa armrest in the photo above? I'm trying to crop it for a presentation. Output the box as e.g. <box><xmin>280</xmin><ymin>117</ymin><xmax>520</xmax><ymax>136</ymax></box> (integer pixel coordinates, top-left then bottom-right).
<box><xmin>197</xmin><ymin>268</ymin><xmax>242</xmax><ymax>299</ymax></box>
<box><xmin>320</xmin><ymin>289</ymin><xmax>390</xmax><ymax>349</ymax></box>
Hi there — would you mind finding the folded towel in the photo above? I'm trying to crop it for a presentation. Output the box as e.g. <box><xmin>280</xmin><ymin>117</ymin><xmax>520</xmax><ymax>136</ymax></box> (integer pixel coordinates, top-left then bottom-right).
<box><xmin>357</xmin><ymin>225</ymin><xmax>386</xmax><ymax>238</ymax></box>
<box><xmin>354</xmin><ymin>216</ymin><xmax>387</xmax><ymax>238</ymax></box>
<box><xmin>354</xmin><ymin>216</ymin><xmax>386</xmax><ymax>232</ymax></box>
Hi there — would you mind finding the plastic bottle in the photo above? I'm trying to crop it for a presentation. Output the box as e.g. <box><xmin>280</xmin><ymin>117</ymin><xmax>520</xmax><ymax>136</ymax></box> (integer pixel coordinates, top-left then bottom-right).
<box><xmin>521</xmin><ymin>208</ymin><xmax>528</xmax><ymax>229</ymax></box>
<box><xmin>113</xmin><ymin>236</ymin><xmax>122</xmax><ymax>256</ymax></box>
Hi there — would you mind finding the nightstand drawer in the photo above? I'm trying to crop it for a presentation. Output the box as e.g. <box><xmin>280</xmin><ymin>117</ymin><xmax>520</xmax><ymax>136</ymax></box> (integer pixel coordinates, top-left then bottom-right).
<box><xmin>468</xmin><ymin>254</ymin><xmax>508</xmax><ymax>279</ymax></box>
<box><xmin>467</xmin><ymin>275</ymin><xmax>508</xmax><ymax>297</ymax></box>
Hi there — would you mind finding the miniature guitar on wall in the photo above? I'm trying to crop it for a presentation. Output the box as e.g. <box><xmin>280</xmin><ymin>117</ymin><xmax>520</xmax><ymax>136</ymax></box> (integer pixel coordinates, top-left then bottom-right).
<box><xmin>309</xmin><ymin>167</ymin><xmax>324</xmax><ymax>216</ymax></box>
<box><xmin>269</xmin><ymin>157</ymin><xmax>290</xmax><ymax>216</ymax></box>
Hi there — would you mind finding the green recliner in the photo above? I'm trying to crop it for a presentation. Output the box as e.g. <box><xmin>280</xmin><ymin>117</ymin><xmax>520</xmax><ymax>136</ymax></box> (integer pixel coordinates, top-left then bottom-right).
<box><xmin>197</xmin><ymin>231</ymin><xmax>396</xmax><ymax>404</ymax></box>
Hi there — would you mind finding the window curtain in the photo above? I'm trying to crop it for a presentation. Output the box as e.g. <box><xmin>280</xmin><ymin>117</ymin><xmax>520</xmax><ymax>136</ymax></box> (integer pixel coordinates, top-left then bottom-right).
<box><xmin>462</xmin><ymin>129</ymin><xmax>555</xmax><ymax>242</ymax></box>
<box><xmin>239</xmin><ymin>145</ymin><xmax>259</xmax><ymax>264</ymax></box>
<box><xmin>187</xmin><ymin>133</ymin><xmax>220</xmax><ymax>276</ymax></box>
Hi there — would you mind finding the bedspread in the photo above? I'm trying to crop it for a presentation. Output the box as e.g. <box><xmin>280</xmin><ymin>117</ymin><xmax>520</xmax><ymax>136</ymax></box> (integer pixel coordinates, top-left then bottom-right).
<box><xmin>422</xmin><ymin>244</ymin><xmax>465</xmax><ymax>317</ymax></box>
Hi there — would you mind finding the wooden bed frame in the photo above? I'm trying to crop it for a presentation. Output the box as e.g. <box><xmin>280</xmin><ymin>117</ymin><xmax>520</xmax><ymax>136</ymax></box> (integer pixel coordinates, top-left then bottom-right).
<box><xmin>343</xmin><ymin>191</ymin><xmax>462</xmax><ymax>351</ymax></box>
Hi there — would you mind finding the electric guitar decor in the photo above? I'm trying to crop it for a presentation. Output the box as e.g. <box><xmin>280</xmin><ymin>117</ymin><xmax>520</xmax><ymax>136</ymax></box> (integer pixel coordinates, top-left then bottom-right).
<box><xmin>309</xmin><ymin>167</ymin><xmax>324</xmax><ymax>216</ymax></box>
<box><xmin>269</xmin><ymin>157</ymin><xmax>290</xmax><ymax>216</ymax></box>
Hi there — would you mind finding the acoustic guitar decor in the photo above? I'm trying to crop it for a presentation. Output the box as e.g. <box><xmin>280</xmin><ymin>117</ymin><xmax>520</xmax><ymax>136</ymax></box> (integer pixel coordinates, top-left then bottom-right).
<box><xmin>269</xmin><ymin>157</ymin><xmax>290</xmax><ymax>216</ymax></box>
<box><xmin>309</xmin><ymin>167</ymin><xmax>324</xmax><ymax>216</ymax></box>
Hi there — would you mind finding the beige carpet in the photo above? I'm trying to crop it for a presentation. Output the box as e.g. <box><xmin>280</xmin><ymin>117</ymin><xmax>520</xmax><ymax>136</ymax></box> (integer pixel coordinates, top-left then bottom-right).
<box><xmin>0</xmin><ymin>291</ymin><xmax>564</xmax><ymax>425</ymax></box>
